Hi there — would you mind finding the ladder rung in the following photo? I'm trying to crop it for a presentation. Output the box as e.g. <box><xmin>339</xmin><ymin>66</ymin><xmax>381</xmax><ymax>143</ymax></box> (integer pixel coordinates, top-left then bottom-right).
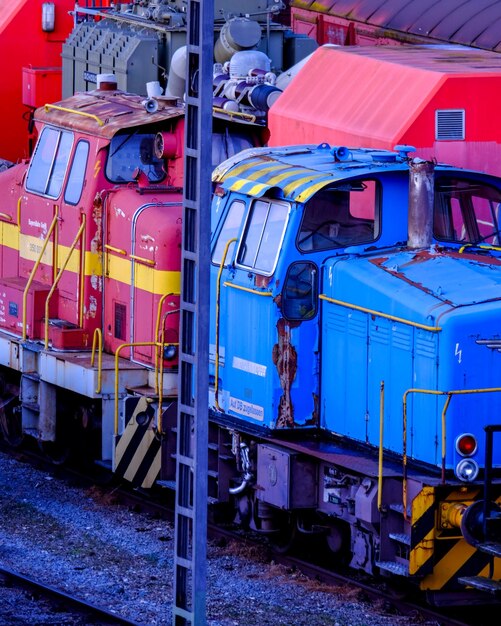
<box><xmin>389</xmin><ymin>532</ymin><xmax>411</xmax><ymax>545</ymax></box>
<box><xmin>174</xmin><ymin>556</ymin><xmax>192</xmax><ymax>571</ymax></box>
<box><xmin>376</xmin><ymin>561</ymin><xmax>408</xmax><ymax>576</ymax></box>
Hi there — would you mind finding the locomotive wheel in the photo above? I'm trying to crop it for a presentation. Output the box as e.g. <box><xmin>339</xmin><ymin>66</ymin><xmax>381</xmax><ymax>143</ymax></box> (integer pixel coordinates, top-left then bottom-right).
<box><xmin>0</xmin><ymin>395</ymin><xmax>23</xmax><ymax>448</ymax></box>
<box><xmin>325</xmin><ymin>518</ymin><xmax>351</xmax><ymax>565</ymax></box>
<box><xmin>38</xmin><ymin>438</ymin><xmax>71</xmax><ymax>466</ymax></box>
<box><xmin>268</xmin><ymin>511</ymin><xmax>298</xmax><ymax>554</ymax></box>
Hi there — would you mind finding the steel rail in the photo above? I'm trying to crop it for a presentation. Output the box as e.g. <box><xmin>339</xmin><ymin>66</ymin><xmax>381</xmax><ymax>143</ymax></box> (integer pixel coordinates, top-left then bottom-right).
<box><xmin>0</xmin><ymin>566</ymin><xmax>142</xmax><ymax>625</ymax></box>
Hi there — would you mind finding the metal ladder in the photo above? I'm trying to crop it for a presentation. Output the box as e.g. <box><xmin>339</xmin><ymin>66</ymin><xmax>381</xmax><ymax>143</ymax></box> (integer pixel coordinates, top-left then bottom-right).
<box><xmin>172</xmin><ymin>0</ymin><xmax>213</xmax><ymax>624</ymax></box>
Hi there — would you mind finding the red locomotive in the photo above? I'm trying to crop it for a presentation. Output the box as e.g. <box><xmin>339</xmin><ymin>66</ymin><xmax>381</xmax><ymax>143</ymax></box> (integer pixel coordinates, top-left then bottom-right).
<box><xmin>0</xmin><ymin>74</ymin><xmax>266</xmax><ymax>486</ymax></box>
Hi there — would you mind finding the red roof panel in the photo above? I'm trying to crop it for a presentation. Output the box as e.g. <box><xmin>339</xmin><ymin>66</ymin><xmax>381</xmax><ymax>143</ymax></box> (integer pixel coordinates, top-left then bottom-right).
<box><xmin>290</xmin><ymin>0</ymin><xmax>501</xmax><ymax>51</ymax></box>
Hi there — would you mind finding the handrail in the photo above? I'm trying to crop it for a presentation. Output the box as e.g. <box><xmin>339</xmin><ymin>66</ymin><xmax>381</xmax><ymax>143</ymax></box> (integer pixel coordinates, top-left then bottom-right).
<box><xmin>401</xmin><ymin>386</ymin><xmax>501</xmax><ymax>519</ymax></box>
<box><xmin>44</xmin><ymin>103</ymin><xmax>105</xmax><ymax>126</ymax></box>
<box><xmin>79</xmin><ymin>226</ymin><xmax>86</xmax><ymax>327</ymax></box>
<box><xmin>104</xmin><ymin>244</ymin><xmax>127</xmax><ymax>255</ymax></box>
<box><xmin>320</xmin><ymin>294</ymin><xmax>441</xmax><ymax>332</ymax></box>
<box><xmin>22</xmin><ymin>207</ymin><xmax>59</xmax><ymax>340</ymax></box>
<box><xmin>154</xmin><ymin>293</ymin><xmax>180</xmax><ymax>393</ymax></box>
<box><xmin>212</xmin><ymin>106</ymin><xmax>256</xmax><ymax>123</ymax></box>
<box><xmin>215</xmin><ymin>238</ymin><xmax>237</xmax><ymax>411</ymax></box>
<box><xmin>91</xmin><ymin>328</ymin><xmax>103</xmax><ymax>394</ymax></box>
<box><xmin>0</xmin><ymin>212</ymin><xmax>12</xmax><ymax>221</ymax></box>
<box><xmin>377</xmin><ymin>381</ymin><xmax>384</xmax><ymax>512</ymax></box>
<box><xmin>44</xmin><ymin>216</ymin><xmax>86</xmax><ymax>348</ymax></box>
<box><xmin>459</xmin><ymin>243</ymin><xmax>501</xmax><ymax>253</ymax></box>
<box><xmin>157</xmin><ymin>313</ymin><xmax>180</xmax><ymax>433</ymax></box>
<box><xmin>114</xmin><ymin>341</ymin><xmax>159</xmax><ymax>435</ymax></box>
<box><xmin>130</xmin><ymin>254</ymin><xmax>155</xmax><ymax>266</ymax></box>
<box><xmin>223</xmin><ymin>282</ymin><xmax>273</xmax><ymax>296</ymax></box>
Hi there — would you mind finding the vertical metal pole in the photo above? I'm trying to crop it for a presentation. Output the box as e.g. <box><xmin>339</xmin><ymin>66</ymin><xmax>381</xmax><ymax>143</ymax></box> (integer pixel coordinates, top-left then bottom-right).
<box><xmin>172</xmin><ymin>0</ymin><xmax>213</xmax><ymax>624</ymax></box>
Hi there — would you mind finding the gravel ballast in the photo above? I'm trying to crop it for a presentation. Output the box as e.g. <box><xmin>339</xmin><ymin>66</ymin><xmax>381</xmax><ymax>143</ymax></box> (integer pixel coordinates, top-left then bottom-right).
<box><xmin>0</xmin><ymin>451</ymin><xmax>434</xmax><ymax>626</ymax></box>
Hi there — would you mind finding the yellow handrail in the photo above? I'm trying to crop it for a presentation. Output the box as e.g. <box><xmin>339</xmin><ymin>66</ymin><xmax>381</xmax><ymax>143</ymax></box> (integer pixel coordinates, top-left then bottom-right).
<box><xmin>91</xmin><ymin>328</ymin><xmax>103</xmax><ymax>394</ymax></box>
<box><xmin>156</xmin><ymin>309</ymin><xmax>180</xmax><ymax>433</ymax></box>
<box><xmin>104</xmin><ymin>244</ymin><xmax>127</xmax><ymax>255</ymax></box>
<box><xmin>459</xmin><ymin>243</ymin><xmax>501</xmax><ymax>253</ymax></box>
<box><xmin>114</xmin><ymin>341</ymin><xmax>159</xmax><ymax>435</ymax></box>
<box><xmin>154</xmin><ymin>292</ymin><xmax>180</xmax><ymax>393</ymax></box>
<box><xmin>377</xmin><ymin>381</ymin><xmax>384</xmax><ymax>512</ymax></box>
<box><xmin>79</xmin><ymin>226</ymin><xmax>86</xmax><ymax>327</ymax></box>
<box><xmin>401</xmin><ymin>386</ymin><xmax>501</xmax><ymax>519</ymax></box>
<box><xmin>212</xmin><ymin>106</ymin><xmax>256</xmax><ymax>123</ymax></box>
<box><xmin>223</xmin><ymin>282</ymin><xmax>273</xmax><ymax>296</ymax></box>
<box><xmin>22</xmin><ymin>208</ymin><xmax>59</xmax><ymax>341</ymax></box>
<box><xmin>44</xmin><ymin>216</ymin><xmax>86</xmax><ymax>348</ymax></box>
<box><xmin>215</xmin><ymin>238</ymin><xmax>237</xmax><ymax>411</ymax></box>
<box><xmin>44</xmin><ymin>103</ymin><xmax>105</xmax><ymax>126</ymax></box>
<box><xmin>320</xmin><ymin>294</ymin><xmax>441</xmax><ymax>332</ymax></box>
<box><xmin>130</xmin><ymin>254</ymin><xmax>155</xmax><ymax>266</ymax></box>
<box><xmin>0</xmin><ymin>212</ymin><xmax>12</xmax><ymax>221</ymax></box>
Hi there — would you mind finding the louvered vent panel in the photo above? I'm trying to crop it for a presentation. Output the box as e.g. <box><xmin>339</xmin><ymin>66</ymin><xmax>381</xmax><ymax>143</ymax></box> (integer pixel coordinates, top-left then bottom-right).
<box><xmin>436</xmin><ymin>110</ymin><xmax>465</xmax><ymax>140</ymax></box>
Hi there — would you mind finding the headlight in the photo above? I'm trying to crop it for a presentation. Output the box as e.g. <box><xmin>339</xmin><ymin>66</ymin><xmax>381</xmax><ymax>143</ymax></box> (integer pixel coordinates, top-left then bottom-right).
<box><xmin>455</xmin><ymin>458</ymin><xmax>479</xmax><ymax>482</ymax></box>
<box><xmin>163</xmin><ymin>344</ymin><xmax>177</xmax><ymax>360</ymax></box>
<box><xmin>455</xmin><ymin>433</ymin><xmax>477</xmax><ymax>456</ymax></box>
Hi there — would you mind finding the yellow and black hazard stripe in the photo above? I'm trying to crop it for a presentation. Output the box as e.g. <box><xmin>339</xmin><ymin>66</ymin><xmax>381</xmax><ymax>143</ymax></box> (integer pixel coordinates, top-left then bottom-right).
<box><xmin>409</xmin><ymin>485</ymin><xmax>501</xmax><ymax>591</ymax></box>
<box><xmin>114</xmin><ymin>396</ymin><xmax>161</xmax><ymax>489</ymax></box>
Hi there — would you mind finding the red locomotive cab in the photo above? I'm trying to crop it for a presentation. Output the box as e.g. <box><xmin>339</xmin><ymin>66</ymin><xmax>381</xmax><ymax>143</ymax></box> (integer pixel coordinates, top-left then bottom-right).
<box><xmin>0</xmin><ymin>83</ymin><xmax>185</xmax><ymax>352</ymax></box>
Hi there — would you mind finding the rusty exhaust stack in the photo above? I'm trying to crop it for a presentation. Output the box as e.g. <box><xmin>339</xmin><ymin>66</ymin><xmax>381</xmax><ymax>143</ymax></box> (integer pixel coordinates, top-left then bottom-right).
<box><xmin>408</xmin><ymin>158</ymin><xmax>435</xmax><ymax>249</ymax></box>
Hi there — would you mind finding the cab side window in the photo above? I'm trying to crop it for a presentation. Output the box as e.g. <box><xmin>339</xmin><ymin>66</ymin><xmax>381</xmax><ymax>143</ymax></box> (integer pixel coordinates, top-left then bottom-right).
<box><xmin>236</xmin><ymin>198</ymin><xmax>289</xmax><ymax>275</ymax></box>
<box><xmin>282</xmin><ymin>262</ymin><xmax>318</xmax><ymax>321</ymax></box>
<box><xmin>26</xmin><ymin>128</ymin><xmax>73</xmax><ymax>198</ymax></box>
<box><xmin>65</xmin><ymin>141</ymin><xmax>89</xmax><ymax>205</ymax></box>
<box><xmin>434</xmin><ymin>177</ymin><xmax>501</xmax><ymax>245</ymax></box>
<box><xmin>212</xmin><ymin>200</ymin><xmax>246</xmax><ymax>266</ymax></box>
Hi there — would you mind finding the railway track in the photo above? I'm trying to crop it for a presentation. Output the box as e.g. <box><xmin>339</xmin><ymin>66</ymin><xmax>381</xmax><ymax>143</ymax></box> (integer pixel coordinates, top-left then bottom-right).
<box><xmin>0</xmin><ymin>566</ymin><xmax>141</xmax><ymax>625</ymax></box>
<box><xmin>1</xmin><ymin>442</ymin><xmax>498</xmax><ymax>626</ymax></box>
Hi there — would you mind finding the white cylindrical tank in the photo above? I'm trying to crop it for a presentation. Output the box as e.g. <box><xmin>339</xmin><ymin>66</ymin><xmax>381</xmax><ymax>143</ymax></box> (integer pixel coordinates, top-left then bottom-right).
<box><xmin>229</xmin><ymin>50</ymin><xmax>271</xmax><ymax>79</ymax></box>
<box><xmin>165</xmin><ymin>46</ymin><xmax>187</xmax><ymax>98</ymax></box>
<box><xmin>214</xmin><ymin>18</ymin><xmax>262</xmax><ymax>64</ymax></box>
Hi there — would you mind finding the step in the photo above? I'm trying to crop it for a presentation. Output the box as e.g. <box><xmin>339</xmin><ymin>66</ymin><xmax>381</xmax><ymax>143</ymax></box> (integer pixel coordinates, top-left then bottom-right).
<box><xmin>478</xmin><ymin>542</ymin><xmax>501</xmax><ymax>558</ymax></box>
<box><xmin>157</xmin><ymin>479</ymin><xmax>176</xmax><ymax>490</ymax></box>
<box><xmin>388</xmin><ymin>503</ymin><xmax>411</xmax><ymax>517</ymax></box>
<box><xmin>375</xmin><ymin>561</ymin><xmax>408</xmax><ymax>577</ymax></box>
<box><xmin>21</xmin><ymin>401</ymin><xmax>40</xmax><ymax>413</ymax></box>
<box><xmin>458</xmin><ymin>576</ymin><xmax>501</xmax><ymax>594</ymax></box>
<box><xmin>48</xmin><ymin>322</ymin><xmax>90</xmax><ymax>350</ymax></box>
<box><xmin>22</xmin><ymin>372</ymin><xmax>40</xmax><ymax>382</ymax></box>
<box><xmin>389</xmin><ymin>532</ymin><xmax>411</xmax><ymax>546</ymax></box>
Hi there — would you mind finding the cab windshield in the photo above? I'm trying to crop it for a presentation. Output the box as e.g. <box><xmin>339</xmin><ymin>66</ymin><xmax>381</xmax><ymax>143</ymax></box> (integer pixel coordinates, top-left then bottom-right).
<box><xmin>106</xmin><ymin>131</ymin><xmax>166</xmax><ymax>183</ymax></box>
<box><xmin>434</xmin><ymin>177</ymin><xmax>501</xmax><ymax>245</ymax></box>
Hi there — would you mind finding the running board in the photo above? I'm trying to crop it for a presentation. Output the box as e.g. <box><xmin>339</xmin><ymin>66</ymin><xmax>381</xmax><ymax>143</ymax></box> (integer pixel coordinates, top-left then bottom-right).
<box><xmin>458</xmin><ymin>576</ymin><xmax>501</xmax><ymax>594</ymax></box>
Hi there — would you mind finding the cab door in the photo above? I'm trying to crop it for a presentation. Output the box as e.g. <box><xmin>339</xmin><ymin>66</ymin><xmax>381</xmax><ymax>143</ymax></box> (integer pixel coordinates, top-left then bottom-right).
<box><xmin>20</xmin><ymin>127</ymin><xmax>89</xmax><ymax>327</ymax></box>
<box><xmin>210</xmin><ymin>193</ymin><xmax>319</xmax><ymax>431</ymax></box>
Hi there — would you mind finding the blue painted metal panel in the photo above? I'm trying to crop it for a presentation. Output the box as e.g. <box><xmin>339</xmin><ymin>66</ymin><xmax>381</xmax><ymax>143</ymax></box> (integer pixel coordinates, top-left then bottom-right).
<box><xmin>322</xmin><ymin>250</ymin><xmax>501</xmax><ymax>469</ymax></box>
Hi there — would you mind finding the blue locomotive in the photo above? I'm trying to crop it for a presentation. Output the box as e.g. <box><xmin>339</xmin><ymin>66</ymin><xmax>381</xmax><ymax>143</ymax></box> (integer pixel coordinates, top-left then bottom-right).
<box><xmin>208</xmin><ymin>143</ymin><xmax>501</xmax><ymax>603</ymax></box>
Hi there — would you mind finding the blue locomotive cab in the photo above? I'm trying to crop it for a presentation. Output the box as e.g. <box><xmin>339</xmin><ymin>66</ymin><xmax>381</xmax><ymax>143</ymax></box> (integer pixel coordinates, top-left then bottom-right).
<box><xmin>208</xmin><ymin>144</ymin><xmax>409</xmax><ymax>433</ymax></box>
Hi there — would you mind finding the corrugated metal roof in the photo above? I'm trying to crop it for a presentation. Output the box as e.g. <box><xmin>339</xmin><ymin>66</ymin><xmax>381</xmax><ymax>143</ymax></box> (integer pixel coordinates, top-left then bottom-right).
<box><xmin>213</xmin><ymin>143</ymin><xmax>411</xmax><ymax>202</ymax></box>
<box><xmin>34</xmin><ymin>90</ymin><xmax>184</xmax><ymax>138</ymax></box>
<box><xmin>290</xmin><ymin>0</ymin><xmax>501</xmax><ymax>52</ymax></box>
<box><xmin>268</xmin><ymin>44</ymin><xmax>501</xmax><ymax>151</ymax></box>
